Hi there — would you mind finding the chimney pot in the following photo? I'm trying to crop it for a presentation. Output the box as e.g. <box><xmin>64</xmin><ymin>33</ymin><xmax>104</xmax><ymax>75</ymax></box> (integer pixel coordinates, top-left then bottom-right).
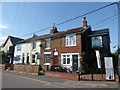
<box><xmin>83</xmin><ymin>17</ymin><xmax>88</xmax><ymax>28</ymax></box>
<box><xmin>84</xmin><ymin>17</ymin><xmax>86</xmax><ymax>21</ymax></box>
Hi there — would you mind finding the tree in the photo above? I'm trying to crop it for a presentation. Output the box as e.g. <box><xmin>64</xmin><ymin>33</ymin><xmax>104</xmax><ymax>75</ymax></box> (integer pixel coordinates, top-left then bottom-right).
<box><xmin>0</xmin><ymin>51</ymin><xmax>7</xmax><ymax>64</ymax></box>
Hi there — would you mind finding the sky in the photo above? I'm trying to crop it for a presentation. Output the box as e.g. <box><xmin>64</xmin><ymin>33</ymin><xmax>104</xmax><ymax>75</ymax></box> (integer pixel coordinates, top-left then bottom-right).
<box><xmin>0</xmin><ymin>1</ymin><xmax>119</xmax><ymax>52</ymax></box>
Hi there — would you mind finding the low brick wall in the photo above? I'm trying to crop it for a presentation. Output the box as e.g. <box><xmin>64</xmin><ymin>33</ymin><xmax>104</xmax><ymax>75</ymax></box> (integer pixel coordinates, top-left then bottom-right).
<box><xmin>10</xmin><ymin>64</ymin><xmax>14</xmax><ymax>70</ymax></box>
<box><xmin>45</xmin><ymin>71</ymin><xmax>79</xmax><ymax>81</ymax></box>
<box><xmin>80</xmin><ymin>74</ymin><xmax>106</xmax><ymax>81</ymax></box>
<box><xmin>45</xmin><ymin>71</ymin><xmax>115</xmax><ymax>81</ymax></box>
<box><xmin>115</xmin><ymin>74</ymin><xmax>120</xmax><ymax>83</ymax></box>
<box><xmin>0</xmin><ymin>64</ymin><xmax>11</xmax><ymax>70</ymax></box>
<box><xmin>0</xmin><ymin>64</ymin><xmax>5</xmax><ymax>70</ymax></box>
<box><xmin>14</xmin><ymin>64</ymin><xmax>39</xmax><ymax>74</ymax></box>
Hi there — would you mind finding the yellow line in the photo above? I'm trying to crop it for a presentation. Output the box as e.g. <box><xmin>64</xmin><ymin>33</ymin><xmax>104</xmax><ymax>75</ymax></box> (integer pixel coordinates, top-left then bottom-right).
<box><xmin>5</xmin><ymin>73</ymin><xmax>50</xmax><ymax>84</ymax></box>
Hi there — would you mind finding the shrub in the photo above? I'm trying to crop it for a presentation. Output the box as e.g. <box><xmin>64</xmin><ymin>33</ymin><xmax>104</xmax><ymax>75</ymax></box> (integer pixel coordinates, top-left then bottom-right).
<box><xmin>38</xmin><ymin>70</ymin><xmax>46</xmax><ymax>75</ymax></box>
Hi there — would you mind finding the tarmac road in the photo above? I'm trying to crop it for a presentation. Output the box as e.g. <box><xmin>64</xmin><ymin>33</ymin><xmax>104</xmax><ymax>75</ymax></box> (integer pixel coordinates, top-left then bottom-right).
<box><xmin>1</xmin><ymin>70</ymin><xmax>119</xmax><ymax>89</ymax></box>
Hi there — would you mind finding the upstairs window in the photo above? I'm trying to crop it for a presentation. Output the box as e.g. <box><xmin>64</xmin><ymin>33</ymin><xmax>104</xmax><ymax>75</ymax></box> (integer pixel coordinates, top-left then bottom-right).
<box><xmin>17</xmin><ymin>45</ymin><xmax>21</xmax><ymax>51</ymax></box>
<box><xmin>66</xmin><ymin>33</ymin><xmax>76</xmax><ymax>46</ymax></box>
<box><xmin>45</xmin><ymin>39</ymin><xmax>50</xmax><ymax>49</ymax></box>
<box><xmin>92</xmin><ymin>36</ymin><xmax>102</xmax><ymax>48</ymax></box>
<box><xmin>32</xmin><ymin>42</ymin><xmax>36</xmax><ymax>50</ymax></box>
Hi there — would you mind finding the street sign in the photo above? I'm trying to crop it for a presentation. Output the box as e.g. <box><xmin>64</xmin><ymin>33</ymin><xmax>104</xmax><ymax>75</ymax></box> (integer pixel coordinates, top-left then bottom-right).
<box><xmin>13</xmin><ymin>57</ymin><xmax>20</xmax><ymax>61</ymax></box>
<box><xmin>37</xmin><ymin>54</ymin><xmax>42</xmax><ymax>59</ymax></box>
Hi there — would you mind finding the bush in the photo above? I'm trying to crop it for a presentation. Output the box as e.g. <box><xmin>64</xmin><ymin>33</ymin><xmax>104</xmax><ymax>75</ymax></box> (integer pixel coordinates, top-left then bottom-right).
<box><xmin>50</xmin><ymin>65</ymin><xmax>62</xmax><ymax>71</ymax></box>
<box><xmin>38</xmin><ymin>70</ymin><xmax>46</xmax><ymax>75</ymax></box>
<box><xmin>50</xmin><ymin>65</ymin><xmax>68</xmax><ymax>72</ymax></box>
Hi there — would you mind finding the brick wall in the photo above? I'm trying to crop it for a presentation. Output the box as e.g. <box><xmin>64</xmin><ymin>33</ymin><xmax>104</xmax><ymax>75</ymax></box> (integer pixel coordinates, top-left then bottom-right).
<box><xmin>14</xmin><ymin>65</ymin><xmax>38</xmax><ymax>74</ymax></box>
<box><xmin>61</xmin><ymin>33</ymin><xmax>82</xmax><ymax>53</ymax></box>
<box><xmin>40</xmin><ymin>33</ymin><xmax>83</xmax><ymax>70</ymax></box>
<box><xmin>46</xmin><ymin>71</ymin><xmax>78</xmax><ymax>81</ymax></box>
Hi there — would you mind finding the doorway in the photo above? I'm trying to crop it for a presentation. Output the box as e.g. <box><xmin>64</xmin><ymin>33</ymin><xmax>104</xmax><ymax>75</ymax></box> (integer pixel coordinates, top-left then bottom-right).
<box><xmin>72</xmin><ymin>55</ymin><xmax>78</xmax><ymax>71</ymax></box>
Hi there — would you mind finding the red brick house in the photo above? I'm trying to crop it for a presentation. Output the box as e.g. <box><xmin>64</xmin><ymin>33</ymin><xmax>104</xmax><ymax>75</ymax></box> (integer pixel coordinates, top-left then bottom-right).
<box><xmin>40</xmin><ymin>17</ymin><xmax>92</xmax><ymax>72</ymax></box>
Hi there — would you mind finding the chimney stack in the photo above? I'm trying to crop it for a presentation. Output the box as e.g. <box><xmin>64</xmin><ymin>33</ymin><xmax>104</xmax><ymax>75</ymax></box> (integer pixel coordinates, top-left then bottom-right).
<box><xmin>50</xmin><ymin>27</ymin><xmax>58</xmax><ymax>35</ymax></box>
<box><xmin>83</xmin><ymin>17</ymin><xmax>88</xmax><ymax>28</ymax></box>
<box><xmin>32</xmin><ymin>33</ymin><xmax>37</xmax><ymax>37</ymax></box>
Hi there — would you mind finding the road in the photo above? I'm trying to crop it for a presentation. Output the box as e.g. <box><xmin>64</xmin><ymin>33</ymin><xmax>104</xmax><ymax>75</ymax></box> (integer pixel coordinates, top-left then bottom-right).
<box><xmin>2</xmin><ymin>70</ymin><xmax>119</xmax><ymax>88</ymax></box>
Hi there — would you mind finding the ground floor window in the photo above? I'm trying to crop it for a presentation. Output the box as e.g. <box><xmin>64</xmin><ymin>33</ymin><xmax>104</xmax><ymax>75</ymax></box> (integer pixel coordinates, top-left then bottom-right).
<box><xmin>62</xmin><ymin>55</ymin><xmax>70</xmax><ymax>65</ymax></box>
<box><xmin>45</xmin><ymin>54</ymin><xmax>51</xmax><ymax>63</ymax></box>
<box><xmin>61</xmin><ymin>54</ymin><xmax>79</xmax><ymax>71</ymax></box>
<box><xmin>32</xmin><ymin>55</ymin><xmax>35</xmax><ymax>63</ymax></box>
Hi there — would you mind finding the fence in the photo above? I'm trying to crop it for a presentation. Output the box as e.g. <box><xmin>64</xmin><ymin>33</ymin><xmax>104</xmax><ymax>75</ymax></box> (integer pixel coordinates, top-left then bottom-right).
<box><xmin>45</xmin><ymin>71</ymin><xmax>119</xmax><ymax>82</ymax></box>
<box><xmin>80</xmin><ymin>74</ymin><xmax>106</xmax><ymax>81</ymax></box>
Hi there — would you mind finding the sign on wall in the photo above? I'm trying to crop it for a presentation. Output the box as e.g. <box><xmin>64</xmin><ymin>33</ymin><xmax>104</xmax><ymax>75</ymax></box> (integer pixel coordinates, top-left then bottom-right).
<box><xmin>104</xmin><ymin>57</ymin><xmax>113</xmax><ymax>69</ymax></box>
<box><xmin>105</xmin><ymin>68</ymin><xmax>114</xmax><ymax>80</ymax></box>
<box><xmin>36</xmin><ymin>54</ymin><xmax>42</xmax><ymax>59</ymax></box>
<box><xmin>95</xmin><ymin>50</ymin><xmax>101</xmax><ymax>69</ymax></box>
<box><xmin>104</xmin><ymin>57</ymin><xmax>114</xmax><ymax>80</ymax></box>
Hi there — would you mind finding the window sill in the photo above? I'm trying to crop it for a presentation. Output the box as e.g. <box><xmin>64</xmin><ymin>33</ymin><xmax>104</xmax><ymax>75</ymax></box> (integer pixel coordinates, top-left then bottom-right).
<box><xmin>62</xmin><ymin>64</ymin><xmax>71</xmax><ymax>65</ymax></box>
<box><xmin>45</xmin><ymin>48</ymin><xmax>51</xmax><ymax>50</ymax></box>
<box><xmin>44</xmin><ymin>63</ymin><xmax>50</xmax><ymax>65</ymax></box>
<box><xmin>66</xmin><ymin>45</ymin><xmax>76</xmax><ymax>47</ymax></box>
<box><xmin>32</xmin><ymin>49</ymin><xmax>37</xmax><ymax>51</ymax></box>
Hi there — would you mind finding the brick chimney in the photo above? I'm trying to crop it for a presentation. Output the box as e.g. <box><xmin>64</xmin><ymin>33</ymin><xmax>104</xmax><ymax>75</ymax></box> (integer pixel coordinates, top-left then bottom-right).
<box><xmin>83</xmin><ymin>17</ymin><xmax>88</xmax><ymax>28</ymax></box>
<box><xmin>50</xmin><ymin>27</ymin><xmax>58</xmax><ymax>35</ymax></box>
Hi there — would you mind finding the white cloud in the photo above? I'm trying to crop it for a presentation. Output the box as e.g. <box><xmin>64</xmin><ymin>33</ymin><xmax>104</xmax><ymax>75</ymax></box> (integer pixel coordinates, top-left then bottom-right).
<box><xmin>0</xmin><ymin>24</ymin><xmax>8</xmax><ymax>29</ymax></box>
<box><xmin>0</xmin><ymin>36</ymin><xmax>7</xmax><ymax>45</ymax></box>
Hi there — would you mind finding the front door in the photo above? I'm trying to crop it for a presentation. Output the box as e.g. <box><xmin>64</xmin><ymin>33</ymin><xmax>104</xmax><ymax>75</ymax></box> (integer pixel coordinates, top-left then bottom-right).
<box><xmin>72</xmin><ymin>55</ymin><xmax>78</xmax><ymax>71</ymax></box>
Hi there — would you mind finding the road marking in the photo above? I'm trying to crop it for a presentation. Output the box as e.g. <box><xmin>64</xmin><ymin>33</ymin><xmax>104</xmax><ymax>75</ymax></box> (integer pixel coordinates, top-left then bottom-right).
<box><xmin>4</xmin><ymin>73</ymin><xmax>50</xmax><ymax>84</ymax></box>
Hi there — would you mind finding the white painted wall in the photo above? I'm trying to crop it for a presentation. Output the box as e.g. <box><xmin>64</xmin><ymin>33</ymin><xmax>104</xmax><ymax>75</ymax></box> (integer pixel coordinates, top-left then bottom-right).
<box><xmin>13</xmin><ymin>40</ymin><xmax>41</xmax><ymax>65</ymax></box>
<box><xmin>2</xmin><ymin>38</ymin><xmax>13</xmax><ymax>53</ymax></box>
<box><xmin>14</xmin><ymin>43</ymin><xmax>27</xmax><ymax>64</ymax></box>
<box><xmin>29</xmin><ymin>40</ymin><xmax>41</xmax><ymax>65</ymax></box>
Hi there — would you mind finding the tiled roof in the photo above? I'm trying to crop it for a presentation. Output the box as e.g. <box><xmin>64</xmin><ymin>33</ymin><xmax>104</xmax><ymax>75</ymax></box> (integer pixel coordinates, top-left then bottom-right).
<box><xmin>89</xmin><ymin>28</ymin><xmax>109</xmax><ymax>36</ymax></box>
<box><xmin>2</xmin><ymin>36</ymin><xmax>24</xmax><ymax>47</ymax></box>
<box><xmin>17</xmin><ymin>26</ymin><xmax>91</xmax><ymax>44</ymax></box>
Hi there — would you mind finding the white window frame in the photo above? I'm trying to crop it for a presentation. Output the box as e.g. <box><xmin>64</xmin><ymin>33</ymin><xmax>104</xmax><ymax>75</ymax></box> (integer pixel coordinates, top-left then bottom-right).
<box><xmin>61</xmin><ymin>53</ymin><xmax>80</xmax><ymax>70</ymax></box>
<box><xmin>45</xmin><ymin>54</ymin><xmax>51</xmax><ymax>63</ymax></box>
<box><xmin>92</xmin><ymin>36</ymin><xmax>102</xmax><ymax>48</ymax></box>
<box><xmin>66</xmin><ymin>33</ymin><xmax>76</xmax><ymax>47</ymax></box>
<box><xmin>44</xmin><ymin>53</ymin><xmax>51</xmax><ymax>65</ymax></box>
<box><xmin>17</xmin><ymin>45</ymin><xmax>21</xmax><ymax>51</ymax></box>
<box><xmin>62</xmin><ymin>55</ymin><xmax>71</xmax><ymax>65</ymax></box>
<box><xmin>32</xmin><ymin>41</ymin><xmax>36</xmax><ymax>50</ymax></box>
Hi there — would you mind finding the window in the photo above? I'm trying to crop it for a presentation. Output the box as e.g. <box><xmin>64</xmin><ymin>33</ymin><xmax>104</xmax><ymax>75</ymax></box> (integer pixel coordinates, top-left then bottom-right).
<box><xmin>22</xmin><ymin>53</ymin><xmax>25</xmax><ymax>63</ymax></box>
<box><xmin>17</xmin><ymin>45</ymin><xmax>21</xmax><ymax>51</ymax></box>
<box><xmin>46</xmin><ymin>39</ymin><xmax>50</xmax><ymax>49</ymax></box>
<box><xmin>66</xmin><ymin>33</ymin><xmax>76</xmax><ymax>46</ymax></box>
<box><xmin>32</xmin><ymin>42</ymin><xmax>36</xmax><ymax>49</ymax></box>
<box><xmin>62</xmin><ymin>55</ymin><xmax>70</xmax><ymax>65</ymax></box>
<box><xmin>92</xmin><ymin>36</ymin><xmax>102</xmax><ymax>48</ymax></box>
<box><xmin>45</xmin><ymin>54</ymin><xmax>51</xmax><ymax>63</ymax></box>
<box><xmin>32</xmin><ymin>55</ymin><xmax>35</xmax><ymax>63</ymax></box>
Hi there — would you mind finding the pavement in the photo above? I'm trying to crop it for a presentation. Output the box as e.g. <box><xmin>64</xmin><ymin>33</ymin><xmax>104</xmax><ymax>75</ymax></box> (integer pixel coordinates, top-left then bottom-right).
<box><xmin>1</xmin><ymin>70</ymin><xmax>120</xmax><ymax>88</ymax></box>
